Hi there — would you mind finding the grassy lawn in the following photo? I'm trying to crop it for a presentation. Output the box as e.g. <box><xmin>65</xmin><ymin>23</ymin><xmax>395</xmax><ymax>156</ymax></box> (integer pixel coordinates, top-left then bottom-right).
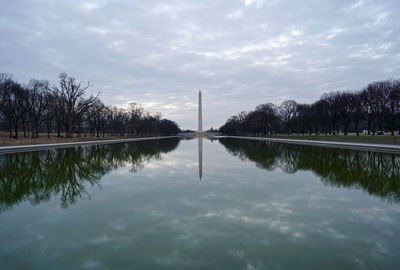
<box><xmin>266</xmin><ymin>134</ymin><xmax>400</xmax><ymax>145</ymax></box>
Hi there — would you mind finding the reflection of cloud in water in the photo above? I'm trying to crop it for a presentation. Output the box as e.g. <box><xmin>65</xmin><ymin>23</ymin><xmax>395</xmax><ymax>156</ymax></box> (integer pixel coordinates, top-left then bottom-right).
<box><xmin>254</xmin><ymin>202</ymin><xmax>293</xmax><ymax>215</ymax></box>
<box><xmin>109</xmin><ymin>222</ymin><xmax>126</xmax><ymax>231</ymax></box>
<box><xmin>145</xmin><ymin>158</ymin><xmax>182</xmax><ymax>169</ymax></box>
<box><xmin>83</xmin><ymin>261</ymin><xmax>102</xmax><ymax>269</ymax></box>
<box><xmin>349</xmin><ymin>207</ymin><xmax>393</xmax><ymax>224</ymax></box>
<box><xmin>201</xmin><ymin>192</ymin><xmax>216</xmax><ymax>199</ymax></box>
<box><xmin>229</xmin><ymin>249</ymin><xmax>245</xmax><ymax>259</ymax></box>
<box><xmin>194</xmin><ymin>208</ymin><xmax>305</xmax><ymax>239</ymax></box>
<box><xmin>89</xmin><ymin>234</ymin><xmax>112</xmax><ymax>244</ymax></box>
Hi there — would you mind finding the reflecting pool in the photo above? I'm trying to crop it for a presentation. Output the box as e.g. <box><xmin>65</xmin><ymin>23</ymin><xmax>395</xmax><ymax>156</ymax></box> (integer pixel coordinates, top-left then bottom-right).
<box><xmin>1</xmin><ymin>137</ymin><xmax>400</xmax><ymax>269</ymax></box>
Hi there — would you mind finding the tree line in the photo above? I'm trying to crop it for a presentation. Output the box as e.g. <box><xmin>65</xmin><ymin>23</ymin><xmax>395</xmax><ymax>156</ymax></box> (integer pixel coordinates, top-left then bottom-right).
<box><xmin>0</xmin><ymin>72</ymin><xmax>180</xmax><ymax>138</ymax></box>
<box><xmin>219</xmin><ymin>78</ymin><xmax>400</xmax><ymax>136</ymax></box>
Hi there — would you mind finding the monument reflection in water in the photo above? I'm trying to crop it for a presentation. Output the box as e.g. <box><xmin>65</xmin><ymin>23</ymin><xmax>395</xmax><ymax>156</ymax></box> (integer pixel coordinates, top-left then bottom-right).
<box><xmin>198</xmin><ymin>137</ymin><xmax>203</xmax><ymax>180</ymax></box>
<box><xmin>1</xmin><ymin>138</ymin><xmax>400</xmax><ymax>269</ymax></box>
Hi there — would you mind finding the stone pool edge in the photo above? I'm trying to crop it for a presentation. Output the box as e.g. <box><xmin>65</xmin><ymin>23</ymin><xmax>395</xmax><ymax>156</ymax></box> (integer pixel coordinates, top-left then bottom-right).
<box><xmin>0</xmin><ymin>136</ymin><xmax>178</xmax><ymax>154</ymax></box>
<box><xmin>225</xmin><ymin>136</ymin><xmax>400</xmax><ymax>153</ymax></box>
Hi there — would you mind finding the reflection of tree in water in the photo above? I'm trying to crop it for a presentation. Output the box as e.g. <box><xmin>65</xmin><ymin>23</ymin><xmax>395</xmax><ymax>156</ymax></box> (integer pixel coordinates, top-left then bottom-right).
<box><xmin>0</xmin><ymin>138</ymin><xmax>180</xmax><ymax>212</ymax></box>
<box><xmin>220</xmin><ymin>139</ymin><xmax>281</xmax><ymax>170</ymax></box>
<box><xmin>219</xmin><ymin>138</ymin><xmax>400</xmax><ymax>203</ymax></box>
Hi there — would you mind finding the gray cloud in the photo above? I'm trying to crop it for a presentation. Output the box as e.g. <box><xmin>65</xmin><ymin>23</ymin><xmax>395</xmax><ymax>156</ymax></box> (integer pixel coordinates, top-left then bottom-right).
<box><xmin>1</xmin><ymin>0</ymin><xmax>399</xmax><ymax>129</ymax></box>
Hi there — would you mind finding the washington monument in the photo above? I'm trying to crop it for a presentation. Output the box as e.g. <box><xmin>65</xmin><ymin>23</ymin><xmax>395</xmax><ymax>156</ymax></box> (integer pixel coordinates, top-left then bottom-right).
<box><xmin>198</xmin><ymin>90</ymin><xmax>203</xmax><ymax>132</ymax></box>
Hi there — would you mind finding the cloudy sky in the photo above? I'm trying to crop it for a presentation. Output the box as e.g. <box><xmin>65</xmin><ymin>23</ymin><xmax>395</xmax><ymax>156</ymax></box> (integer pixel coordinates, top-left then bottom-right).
<box><xmin>1</xmin><ymin>0</ymin><xmax>399</xmax><ymax>129</ymax></box>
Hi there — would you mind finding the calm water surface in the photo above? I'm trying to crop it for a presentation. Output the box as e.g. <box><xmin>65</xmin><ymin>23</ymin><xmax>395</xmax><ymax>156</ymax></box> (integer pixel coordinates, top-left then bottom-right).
<box><xmin>1</xmin><ymin>137</ymin><xmax>400</xmax><ymax>269</ymax></box>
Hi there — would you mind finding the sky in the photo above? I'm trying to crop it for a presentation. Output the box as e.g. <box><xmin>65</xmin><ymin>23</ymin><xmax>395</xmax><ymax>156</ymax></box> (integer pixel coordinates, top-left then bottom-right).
<box><xmin>1</xmin><ymin>0</ymin><xmax>400</xmax><ymax>130</ymax></box>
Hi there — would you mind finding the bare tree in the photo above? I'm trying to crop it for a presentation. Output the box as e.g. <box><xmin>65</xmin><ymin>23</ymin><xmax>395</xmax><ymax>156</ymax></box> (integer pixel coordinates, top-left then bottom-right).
<box><xmin>127</xmin><ymin>103</ymin><xmax>144</xmax><ymax>135</ymax></box>
<box><xmin>321</xmin><ymin>92</ymin><xmax>341</xmax><ymax>135</ymax></box>
<box><xmin>0</xmin><ymin>73</ymin><xmax>15</xmax><ymax>137</ymax></box>
<box><xmin>388</xmin><ymin>79</ymin><xmax>400</xmax><ymax>136</ymax></box>
<box><xmin>2</xmin><ymin>80</ymin><xmax>25</xmax><ymax>138</ymax></box>
<box><xmin>43</xmin><ymin>92</ymin><xmax>56</xmax><ymax>138</ymax></box>
<box><xmin>52</xmin><ymin>73</ymin><xmax>100</xmax><ymax>137</ymax></box>
<box><xmin>367</xmin><ymin>81</ymin><xmax>390</xmax><ymax>133</ymax></box>
<box><xmin>279</xmin><ymin>100</ymin><xmax>297</xmax><ymax>134</ymax></box>
<box><xmin>87</xmin><ymin>100</ymin><xmax>105</xmax><ymax>137</ymax></box>
<box><xmin>349</xmin><ymin>92</ymin><xmax>364</xmax><ymax>136</ymax></box>
<box><xmin>313</xmin><ymin>99</ymin><xmax>329</xmax><ymax>135</ymax></box>
<box><xmin>25</xmin><ymin>79</ymin><xmax>49</xmax><ymax>138</ymax></box>
<box><xmin>337</xmin><ymin>92</ymin><xmax>353</xmax><ymax>135</ymax></box>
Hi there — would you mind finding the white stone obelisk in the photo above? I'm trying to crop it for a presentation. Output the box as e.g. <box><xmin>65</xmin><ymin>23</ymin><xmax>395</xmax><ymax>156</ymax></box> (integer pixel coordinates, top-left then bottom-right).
<box><xmin>198</xmin><ymin>90</ymin><xmax>203</xmax><ymax>132</ymax></box>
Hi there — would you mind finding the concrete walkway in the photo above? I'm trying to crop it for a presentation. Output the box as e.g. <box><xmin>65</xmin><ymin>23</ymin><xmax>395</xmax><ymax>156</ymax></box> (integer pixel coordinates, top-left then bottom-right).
<box><xmin>226</xmin><ymin>136</ymin><xmax>400</xmax><ymax>153</ymax></box>
<box><xmin>0</xmin><ymin>136</ymin><xmax>178</xmax><ymax>154</ymax></box>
